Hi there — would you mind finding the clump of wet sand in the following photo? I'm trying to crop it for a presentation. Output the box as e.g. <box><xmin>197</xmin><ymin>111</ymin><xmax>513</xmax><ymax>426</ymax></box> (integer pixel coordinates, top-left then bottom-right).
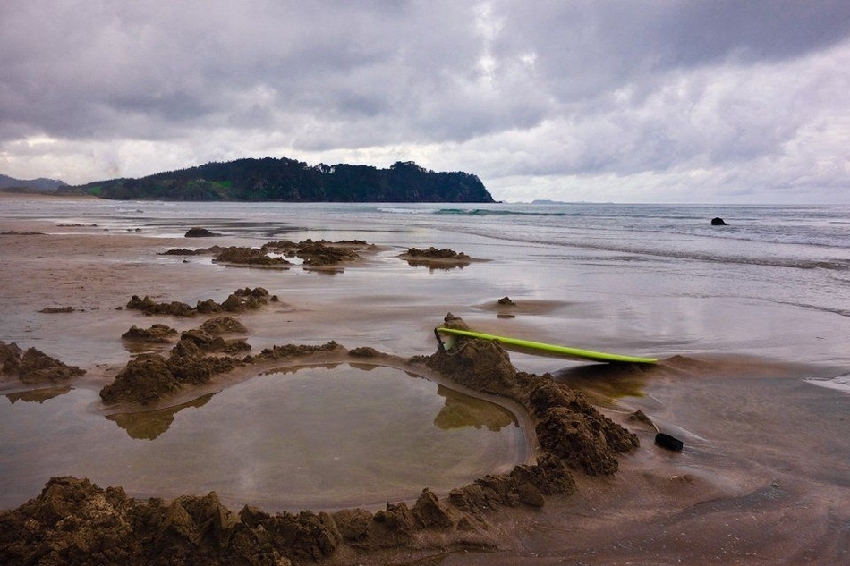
<box><xmin>159</xmin><ymin>239</ymin><xmax>372</xmax><ymax>270</ymax></box>
<box><xmin>0</xmin><ymin>341</ymin><xmax>86</xmax><ymax>384</ymax></box>
<box><xmin>399</xmin><ymin>246</ymin><xmax>476</xmax><ymax>269</ymax></box>
<box><xmin>121</xmin><ymin>324</ymin><xmax>178</xmax><ymax>343</ymax></box>
<box><xmin>126</xmin><ymin>287</ymin><xmax>277</xmax><ymax>317</ymax></box>
<box><xmin>0</xmin><ymin>313</ymin><xmax>642</xmax><ymax>565</ymax></box>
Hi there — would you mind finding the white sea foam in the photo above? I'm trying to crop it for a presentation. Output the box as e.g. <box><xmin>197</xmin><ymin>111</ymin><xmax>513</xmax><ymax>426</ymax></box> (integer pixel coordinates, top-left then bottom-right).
<box><xmin>803</xmin><ymin>375</ymin><xmax>850</xmax><ymax>394</ymax></box>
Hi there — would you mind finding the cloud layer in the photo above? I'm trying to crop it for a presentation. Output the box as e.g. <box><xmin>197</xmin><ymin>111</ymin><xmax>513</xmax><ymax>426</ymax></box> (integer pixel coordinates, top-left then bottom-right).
<box><xmin>2</xmin><ymin>1</ymin><xmax>849</xmax><ymax>202</ymax></box>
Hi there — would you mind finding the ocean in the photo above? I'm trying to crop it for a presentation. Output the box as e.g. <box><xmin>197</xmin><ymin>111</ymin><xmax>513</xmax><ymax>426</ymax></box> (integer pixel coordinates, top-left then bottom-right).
<box><xmin>1</xmin><ymin>197</ymin><xmax>848</xmax><ymax>556</ymax></box>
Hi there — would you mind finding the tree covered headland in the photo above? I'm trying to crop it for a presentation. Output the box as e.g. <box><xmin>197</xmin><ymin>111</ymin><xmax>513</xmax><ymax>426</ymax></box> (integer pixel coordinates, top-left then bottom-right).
<box><xmin>66</xmin><ymin>158</ymin><xmax>495</xmax><ymax>202</ymax></box>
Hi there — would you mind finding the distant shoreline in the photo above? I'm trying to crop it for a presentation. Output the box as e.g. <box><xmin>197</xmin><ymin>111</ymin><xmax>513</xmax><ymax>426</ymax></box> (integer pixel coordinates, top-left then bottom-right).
<box><xmin>0</xmin><ymin>189</ymin><xmax>95</xmax><ymax>199</ymax></box>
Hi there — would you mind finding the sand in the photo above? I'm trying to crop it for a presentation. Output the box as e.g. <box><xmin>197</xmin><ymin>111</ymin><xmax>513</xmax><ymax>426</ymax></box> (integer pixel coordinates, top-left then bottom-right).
<box><xmin>1</xmin><ymin>194</ymin><xmax>848</xmax><ymax>565</ymax></box>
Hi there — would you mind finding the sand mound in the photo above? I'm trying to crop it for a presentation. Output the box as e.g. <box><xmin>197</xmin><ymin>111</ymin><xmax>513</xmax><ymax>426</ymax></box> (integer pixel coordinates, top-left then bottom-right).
<box><xmin>126</xmin><ymin>287</ymin><xmax>277</xmax><ymax>317</ymax></box>
<box><xmin>0</xmin><ymin>341</ymin><xmax>86</xmax><ymax>384</ymax></box>
<box><xmin>3</xmin><ymin>314</ymin><xmax>640</xmax><ymax>565</ymax></box>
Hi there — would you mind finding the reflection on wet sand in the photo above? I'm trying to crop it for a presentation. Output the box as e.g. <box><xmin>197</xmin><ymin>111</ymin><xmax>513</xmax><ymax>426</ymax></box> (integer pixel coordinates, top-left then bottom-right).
<box><xmin>104</xmin><ymin>365</ymin><xmax>520</xmax><ymax>441</ymax></box>
<box><xmin>261</xmin><ymin>361</ymin><xmax>341</xmax><ymax>376</ymax></box>
<box><xmin>403</xmin><ymin>258</ymin><xmax>466</xmax><ymax>270</ymax></box>
<box><xmin>474</xmin><ymin>297</ymin><xmax>571</xmax><ymax>318</ymax></box>
<box><xmin>0</xmin><ymin>362</ymin><xmax>530</xmax><ymax>513</ymax></box>
<box><xmin>106</xmin><ymin>393</ymin><xmax>214</xmax><ymax>440</ymax></box>
<box><xmin>434</xmin><ymin>384</ymin><xmax>516</xmax><ymax>431</ymax></box>
<box><xmin>553</xmin><ymin>361</ymin><xmax>653</xmax><ymax>405</ymax></box>
<box><xmin>4</xmin><ymin>384</ymin><xmax>73</xmax><ymax>404</ymax></box>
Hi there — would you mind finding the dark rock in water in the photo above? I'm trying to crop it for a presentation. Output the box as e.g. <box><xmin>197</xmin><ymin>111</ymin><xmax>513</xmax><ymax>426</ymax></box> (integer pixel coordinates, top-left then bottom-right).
<box><xmin>184</xmin><ymin>226</ymin><xmax>221</xmax><ymax>237</ymax></box>
<box><xmin>710</xmin><ymin>217</ymin><xmax>727</xmax><ymax>225</ymax></box>
<box><xmin>655</xmin><ymin>433</ymin><xmax>684</xmax><ymax>452</ymax></box>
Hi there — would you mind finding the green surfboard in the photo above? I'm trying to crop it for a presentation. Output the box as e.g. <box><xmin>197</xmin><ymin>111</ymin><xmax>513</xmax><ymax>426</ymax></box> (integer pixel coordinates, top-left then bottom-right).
<box><xmin>435</xmin><ymin>327</ymin><xmax>657</xmax><ymax>364</ymax></box>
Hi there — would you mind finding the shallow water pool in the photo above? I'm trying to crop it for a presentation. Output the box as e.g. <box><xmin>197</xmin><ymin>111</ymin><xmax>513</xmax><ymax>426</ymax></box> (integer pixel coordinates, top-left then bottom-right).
<box><xmin>0</xmin><ymin>364</ymin><xmax>528</xmax><ymax>511</ymax></box>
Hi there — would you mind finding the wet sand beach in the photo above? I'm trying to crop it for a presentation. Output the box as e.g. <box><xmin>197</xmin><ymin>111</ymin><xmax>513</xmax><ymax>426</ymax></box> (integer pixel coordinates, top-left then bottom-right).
<box><xmin>1</xmin><ymin>194</ymin><xmax>848</xmax><ymax>564</ymax></box>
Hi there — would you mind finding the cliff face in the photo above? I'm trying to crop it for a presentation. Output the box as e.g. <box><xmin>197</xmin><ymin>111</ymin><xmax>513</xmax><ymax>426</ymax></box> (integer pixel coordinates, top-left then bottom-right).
<box><xmin>67</xmin><ymin>158</ymin><xmax>495</xmax><ymax>203</ymax></box>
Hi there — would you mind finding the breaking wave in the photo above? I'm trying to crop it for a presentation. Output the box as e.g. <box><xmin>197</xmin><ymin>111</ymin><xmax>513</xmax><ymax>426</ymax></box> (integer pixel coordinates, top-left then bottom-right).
<box><xmin>433</xmin><ymin>208</ymin><xmax>566</xmax><ymax>217</ymax></box>
<box><xmin>803</xmin><ymin>375</ymin><xmax>850</xmax><ymax>393</ymax></box>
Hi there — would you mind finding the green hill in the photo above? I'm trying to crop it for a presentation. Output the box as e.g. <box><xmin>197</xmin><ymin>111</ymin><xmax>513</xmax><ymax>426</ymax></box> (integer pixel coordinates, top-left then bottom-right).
<box><xmin>65</xmin><ymin>158</ymin><xmax>494</xmax><ymax>203</ymax></box>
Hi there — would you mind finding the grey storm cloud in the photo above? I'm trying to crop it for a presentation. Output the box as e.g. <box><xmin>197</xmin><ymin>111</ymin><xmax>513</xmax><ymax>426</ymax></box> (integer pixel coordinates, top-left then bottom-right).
<box><xmin>1</xmin><ymin>0</ymin><xmax>849</xmax><ymax>202</ymax></box>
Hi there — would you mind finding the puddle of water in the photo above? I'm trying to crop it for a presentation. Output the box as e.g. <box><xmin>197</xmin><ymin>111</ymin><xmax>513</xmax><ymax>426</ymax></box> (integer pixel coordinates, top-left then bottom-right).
<box><xmin>0</xmin><ymin>364</ymin><xmax>527</xmax><ymax>511</ymax></box>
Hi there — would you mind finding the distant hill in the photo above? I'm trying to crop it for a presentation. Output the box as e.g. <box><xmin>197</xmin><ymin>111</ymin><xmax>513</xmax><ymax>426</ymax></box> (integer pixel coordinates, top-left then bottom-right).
<box><xmin>0</xmin><ymin>174</ymin><xmax>67</xmax><ymax>192</ymax></box>
<box><xmin>64</xmin><ymin>158</ymin><xmax>495</xmax><ymax>203</ymax></box>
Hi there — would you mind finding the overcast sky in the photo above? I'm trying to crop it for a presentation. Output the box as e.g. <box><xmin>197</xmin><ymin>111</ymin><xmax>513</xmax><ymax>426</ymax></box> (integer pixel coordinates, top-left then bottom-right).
<box><xmin>2</xmin><ymin>1</ymin><xmax>849</xmax><ymax>203</ymax></box>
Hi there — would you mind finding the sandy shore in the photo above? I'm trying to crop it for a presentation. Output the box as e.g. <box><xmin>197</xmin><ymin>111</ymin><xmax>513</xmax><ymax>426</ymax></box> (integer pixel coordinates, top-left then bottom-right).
<box><xmin>1</xmin><ymin>197</ymin><xmax>848</xmax><ymax>565</ymax></box>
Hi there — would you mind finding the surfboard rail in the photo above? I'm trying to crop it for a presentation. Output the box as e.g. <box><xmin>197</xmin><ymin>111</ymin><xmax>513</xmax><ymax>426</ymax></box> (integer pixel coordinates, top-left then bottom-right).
<box><xmin>435</xmin><ymin>327</ymin><xmax>657</xmax><ymax>364</ymax></box>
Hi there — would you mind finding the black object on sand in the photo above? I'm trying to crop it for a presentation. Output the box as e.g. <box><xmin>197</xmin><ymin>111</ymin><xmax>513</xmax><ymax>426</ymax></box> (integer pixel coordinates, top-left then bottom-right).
<box><xmin>655</xmin><ymin>433</ymin><xmax>684</xmax><ymax>452</ymax></box>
